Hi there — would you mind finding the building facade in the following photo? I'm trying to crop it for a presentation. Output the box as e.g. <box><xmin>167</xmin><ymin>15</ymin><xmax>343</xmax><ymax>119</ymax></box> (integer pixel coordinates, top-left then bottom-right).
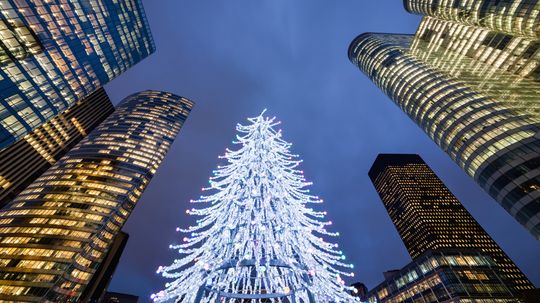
<box><xmin>348</xmin><ymin>0</ymin><xmax>540</xmax><ymax>241</ymax></box>
<box><xmin>101</xmin><ymin>292</ymin><xmax>139</xmax><ymax>303</ymax></box>
<box><xmin>368</xmin><ymin>154</ymin><xmax>533</xmax><ymax>292</ymax></box>
<box><xmin>404</xmin><ymin>0</ymin><xmax>540</xmax><ymax>40</ymax></box>
<box><xmin>351</xmin><ymin>282</ymin><xmax>368</xmax><ymax>301</ymax></box>
<box><xmin>0</xmin><ymin>91</ymin><xmax>193</xmax><ymax>302</ymax></box>
<box><xmin>0</xmin><ymin>87</ymin><xmax>114</xmax><ymax>208</ymax></box>
<box><xmin>366</xmin><ymin>250</ymin><xmax>518</xmax><ymax>303</ymax></box>
<box><xmin>81</xmin><ymin>231</ymin><xmax>129</xmax><ymax>303</ymax></box>
<box><xmin>0</xmin><ymin>0</ymin><xmax>155</xmax><ymax>150</ymax></box>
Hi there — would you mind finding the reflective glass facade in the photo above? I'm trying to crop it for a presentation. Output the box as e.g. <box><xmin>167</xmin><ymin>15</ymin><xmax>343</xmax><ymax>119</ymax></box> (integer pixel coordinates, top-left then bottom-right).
<box><xmin>368</xmin><ymin>154</ymin><xmax>533</xmax><ymax>293</ymax></box>
<box><xmin>348</xmin><ymin>0</ymin><xmax>540</xmax><ymax>241</ymax></box>
<box><xmin>0</xmin><ymin>0</ymin><xmax>155</xmax><ymax>150</ymax></box>
<box><xmin>0</xmin><ymin>19</ymin><xmax>42</xmax><ymax>65</ymax></box>
<box><xmin>405</xmin><ymin>0</ymin><xmax>540</xmax><ymax>39</ymax></box>
<box><xmin>0</xmin><ymin>87</ymin><xmax>114</xmax><ymax>208</ymax></box>
<box><xmin>0</xmin><ymin>91</ymin><xmax>193</xmax><ymax>302</ymax></box>
<box><xmin>367</xmin><ymin>250</ymin><xmax>518</xmax><ymax>303</ymax></box>
<box><xmin>80</xmin><ymin>231</ymin><xmax>129</xmax><ymax>302</ymax></box>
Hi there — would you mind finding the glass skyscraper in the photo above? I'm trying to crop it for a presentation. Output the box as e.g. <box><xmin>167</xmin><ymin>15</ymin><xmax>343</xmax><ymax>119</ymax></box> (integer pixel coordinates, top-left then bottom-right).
<box><xmin>405</xmin><ymin>0</ymin><xmax>539</xmax><ymax>40</ymax></box>
<box><xmin>0</xmin><ymin>87</ymin><xmax>114</xmax><ymax>208</ymax></box>
<box><xmin>368</xmin><ymin>154</ymin><xmax>533</xmax><ymax>293</ymax></box>
<box><xmin>349</xmin><ymin>0</ymin><xmax>540</xmax><ymax>241</ymax></box>
<box><xmin>0</xmin><ymin>91</ymin><xmax>193</xmax><ymax>302</ymax></box>
<box><xmin>0</xmin><ymin>0</ymin><xmax>155</xmax><ymax>150</ymax></box>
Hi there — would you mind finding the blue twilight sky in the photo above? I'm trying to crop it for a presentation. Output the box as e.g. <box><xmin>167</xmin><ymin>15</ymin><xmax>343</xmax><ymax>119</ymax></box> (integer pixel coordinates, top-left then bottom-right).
<box><xmin>105</xmin><ymin>0</ymin><xmax>540</xmax><ymax>299</ymax></box>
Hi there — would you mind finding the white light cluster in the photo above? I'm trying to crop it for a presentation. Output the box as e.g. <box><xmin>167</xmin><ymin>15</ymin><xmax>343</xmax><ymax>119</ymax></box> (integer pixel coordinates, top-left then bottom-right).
<box><xmin>152</xmin><ymin>112</ymin><xmax>358</xmax><ymax>303</ymax></box>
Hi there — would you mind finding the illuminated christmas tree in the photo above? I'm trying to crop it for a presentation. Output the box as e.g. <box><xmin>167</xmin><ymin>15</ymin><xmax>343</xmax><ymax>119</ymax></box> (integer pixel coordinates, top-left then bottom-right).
<box><xmin>152</xmin><ymin>112</ymin><xmax>357</xmax><ymax>303</ymax></box>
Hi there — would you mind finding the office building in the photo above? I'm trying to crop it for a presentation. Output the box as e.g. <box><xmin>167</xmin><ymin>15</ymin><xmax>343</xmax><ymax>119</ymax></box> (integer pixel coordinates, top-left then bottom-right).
<box><xmin>348</xmin><ymin>0</ymin><xmax>540</xmax><ymax>241</ymax></box>
<box><xmin>82</xmin><ymin>232</ymin><xmax>129</xmax><ymax>303</ymax></box>
<box><xmin>101</xmin><ymin>291</ymin><xmax>138</xmax><ymax>303</ymax></box>
<box><xmin>0</xmin><ymin>0</ymin><xmax>155</xmax><ymax>150</ymax></box>
<box><xmin>404</xmin><ymin>0</ymin><xmax>539</xmax><ymax>39</ymax></box>
<box><xmin>0</xmin><ymin>87</ymin><xmax>114</xmax><ymax>208</ymax></box>
<box><xmin>521</xmin><ymin>289</ymin><xmax>540</xmax><ymax>303</ymax></box>
<box><xmin>0</xmin><ymin>91</ymin><xmax>193</xmax><ymax>302</ymax></box>
<box><xmin>366</xmin><ymin>250</ymin><xmax>518</xmax><ymax>303</ymax></box>
<box><xmin>351</xmin><ymin>282</ymin><xmax>368</xmax><ymax>301</ymax></box>
<box><xmin>368</xmin><ymin>154</ymin><xmax>533</xmax><ymax>292</ymax></box>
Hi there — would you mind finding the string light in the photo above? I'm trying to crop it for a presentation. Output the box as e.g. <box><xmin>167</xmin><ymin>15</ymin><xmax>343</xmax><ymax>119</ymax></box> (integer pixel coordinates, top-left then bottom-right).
<box><xmin>152</xmin><ymin>112</ymin><xmax>358</xmax><ymax>303</ymax></box>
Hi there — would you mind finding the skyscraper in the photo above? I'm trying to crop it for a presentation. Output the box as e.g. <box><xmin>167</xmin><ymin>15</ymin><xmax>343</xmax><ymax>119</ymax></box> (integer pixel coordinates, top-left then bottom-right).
<box><xmin>404</xmin><ymin>0</ymin><xmax>539</xmax><ymax>40</ymax></box>
<box><xmin>0</xmin><ymin>91</ymin><xmax>193</xmax><ymax>302</ymax></box>
<box><xmin>368</xmin><ymin>154</ymin><xmax>534</xmax><ymax>292</ymax></box>
<box><xmin>101</xmin><ymin>291</ymin><xmax>139</xmax><ymax>303</ymax></box>
<box><xmin>351</xmin><ymin>282</ymin><xmax>368</xmax><ymax>301</ymax></box>
<box><xmin>81</xmin><ymin>231</ymin><xmax>130</xmax><ymax>303</ymax></box>
<box><xmin>348</xmin><ymin>0</ymin><xmax>540</xmax><ymax>241</ymax></box>
<box><xmin>0</xmin><ymin>87</ymin><xmax>114</xmax><ymax>208</ymax></box>
<box><xmin>0</xmin><ymin>0</ymin><xmax>155</xmax><ymax>150</ymax></box>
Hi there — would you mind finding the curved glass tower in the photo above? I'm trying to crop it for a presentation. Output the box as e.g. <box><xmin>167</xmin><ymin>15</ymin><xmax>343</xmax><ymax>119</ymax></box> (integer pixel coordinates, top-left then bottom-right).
<box><xmin>349</xmin><ymin>0</ymin><xmax>540</xmax><ymax>241</ymax></box>
<box><xmin>0</xmin><ymin>88</ymin><xmax>114</xmax><ymax>208</ymax></box>
<box><xmin>0</xmin><ymin>91</ymin><xmax>193</xmax><ymax>302</ymax></box>
<box><xmin>404</xmin><ymin>0</ymin><xmax>540</xmax><ymax>39</ymax></box>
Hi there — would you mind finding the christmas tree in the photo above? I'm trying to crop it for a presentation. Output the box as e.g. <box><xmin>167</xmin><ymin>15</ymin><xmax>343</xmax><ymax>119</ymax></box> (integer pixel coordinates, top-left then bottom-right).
<box><xmin>152</xmin><ymin>112</ymin><xmax>358</xmax><ymax>303</ymax></box>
